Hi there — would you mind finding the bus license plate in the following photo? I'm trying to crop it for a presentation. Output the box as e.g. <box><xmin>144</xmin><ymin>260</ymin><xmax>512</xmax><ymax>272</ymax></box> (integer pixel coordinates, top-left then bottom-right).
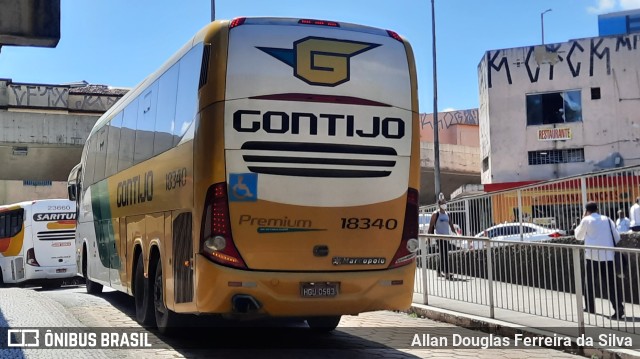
<box><xmin>56</xmin><ymin>268</ymin><xmax>66</xmax><ymax>273</ymax></box>
<box><xmin>300</xmin><ymin>282</ymin><xmax>339</xmax><ymax>298</ymax></box>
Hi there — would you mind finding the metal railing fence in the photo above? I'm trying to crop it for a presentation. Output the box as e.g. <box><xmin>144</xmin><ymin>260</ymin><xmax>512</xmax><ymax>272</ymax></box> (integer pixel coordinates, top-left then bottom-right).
<box><xmin>415</xmin><ymin>234</ymin><xmax>640</xmax><ymax>335</ymax></box>
<box><xmin>419</xmin><ymin>165</ymin><xmax>640</xmax><ymax>239</ymax></box>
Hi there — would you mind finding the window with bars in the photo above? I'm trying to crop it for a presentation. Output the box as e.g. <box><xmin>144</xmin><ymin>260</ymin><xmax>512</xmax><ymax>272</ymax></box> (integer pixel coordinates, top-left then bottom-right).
<box><xmin>528</xmin><ymin>148</ymin><xmax>585</xmax><ymax>165</ymax></box>
<box><xmin>526</xmin><ymin>90</ymin><xmax>582</xmax><ymax>126</ymax></box>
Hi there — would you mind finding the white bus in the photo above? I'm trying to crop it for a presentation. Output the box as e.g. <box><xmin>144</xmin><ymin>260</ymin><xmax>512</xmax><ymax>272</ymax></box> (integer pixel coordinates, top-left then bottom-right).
<box><xmin>0</xmin><ymin>199</ymin><xmax>78</xmax><ymax>288</ymax></box>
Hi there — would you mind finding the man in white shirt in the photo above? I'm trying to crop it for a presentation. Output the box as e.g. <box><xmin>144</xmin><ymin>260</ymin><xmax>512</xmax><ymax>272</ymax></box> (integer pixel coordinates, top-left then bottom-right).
<box><xmin>574</xmin><ymin>202</ymin><xmax>625</xmax><ymax>320</ymax></box>
<box><xmin>616</xmin><ymin>210</ymin><xmax>631</xmax><ymax>233</ymax></box>
<box><xmin>630</xmin><ymin>197</ymin><xmax>640</xmax><ymax>232</ymax></box>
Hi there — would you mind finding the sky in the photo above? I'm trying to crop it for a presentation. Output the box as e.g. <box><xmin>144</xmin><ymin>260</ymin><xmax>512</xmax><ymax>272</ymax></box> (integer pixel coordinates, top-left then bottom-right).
<box><xmin>1</xmin><ymin>0</ymin><xmax>640</xmax><ymax>114</ymax></box>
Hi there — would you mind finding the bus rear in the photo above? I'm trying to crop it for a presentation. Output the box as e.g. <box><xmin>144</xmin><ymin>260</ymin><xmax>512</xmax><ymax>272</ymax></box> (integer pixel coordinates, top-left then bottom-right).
<box><xmin>196</xmin><ymin>18</ymin><xmax>419</xmax><ymax>321</ymax></box>
<box><xmin>26</xmin><ymin>199</ymin><xmax>77</xmax><ymax>284</ymax></box>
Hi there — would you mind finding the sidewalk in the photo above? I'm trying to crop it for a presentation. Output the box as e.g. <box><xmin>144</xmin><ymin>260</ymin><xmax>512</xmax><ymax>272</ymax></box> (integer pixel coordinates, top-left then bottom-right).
<box><xmin>0</xmin><ymin>287</ymin><xmax>112</xmax><ymax>359</ymax></box>
<box><xmin>412</xmin><ymin>269</ymin><xmax>640</xmax><ymax>358</ymax></box>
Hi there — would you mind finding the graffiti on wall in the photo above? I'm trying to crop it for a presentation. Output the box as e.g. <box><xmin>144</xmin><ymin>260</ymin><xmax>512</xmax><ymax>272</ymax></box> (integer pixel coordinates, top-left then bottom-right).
<box><xmin>8</xmin><ymin>84</ymin><xmax>123</xmax><ymax>112</ymax></box>
<box><xmin>486</xmin><ymin>34</ymin><xmax>640</xmax><ymax>88</ymax></box>
<box><xmin>69</xmin><ymin>94</ymin><xmax>120</xmax><ymax>112</ymax></box>
<box><xmin>10</xmin><ymin>85</ymin><xmax>68</xmax><ymax>108</ymax></box>
<box><xmin>420</xmin><ymin>109</ymin><xmax>479</xmax><ymax>131</ymax></box>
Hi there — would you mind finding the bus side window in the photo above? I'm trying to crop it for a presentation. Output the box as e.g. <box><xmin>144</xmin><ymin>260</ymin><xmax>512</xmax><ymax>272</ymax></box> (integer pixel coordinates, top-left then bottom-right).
<box><xmin>10</xmin><ymin>212</ymin><xmax>22</xmax><ymax>236</ymax></box>
<box><xmin>106</xmin><ymin>114</ymin><xmax>123</xmax><ymax>177</ymax></box>
<box><xmin>77</xmin><ymin>168</ymin><xmax>83</xmax><ymax>197</ymax></box>
<box><xmin>68</xmin><ymin>184</ymin><xmax>77</xmax><ymax>201</ymax></box>
<box><xmin>134</xmin><ymin>81</ymin><xmax>158</xmax><ymax>164</ymax></box>
<box><xmin>94</xmin><ymin>125</ymin><xmax>108</xmax><ymax>183</ymax></box>
<box><xmin>84</xmin><ymin>136</ymin><xmax>97</xmax><ymax>186</ymax></box>
<box><xmin>76</xmin><ymin>168</ymin><xmax>83</xmax><ymax>219</ymax></box>
<box><xmin>118</xmin><ymin>99</ymin><xmax>138</xmax><ymax>172</ymax></box>
<box><xmin>174</xmin><ymin>44</ymin><xmax>204</xmax><ymax>146</ymax></box>
<box><xmin>154</xmin><ymin>63</ymin><xmax>179</xmax><ymax>156</ymax></box>
<box><xmin>0</xmin><ymin>214</ymin><xmax>6</xmax><ymax>238</ymax></box>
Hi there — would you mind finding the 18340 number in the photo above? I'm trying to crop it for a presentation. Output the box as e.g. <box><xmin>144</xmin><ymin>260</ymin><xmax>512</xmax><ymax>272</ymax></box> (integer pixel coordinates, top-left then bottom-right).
<box><xmin>166</xmin><ymin>168</ymin><xmax>187</xmax><ymax>191</ymax></box>
<box><xmin>340</xmin><ymin>218</ymin><xmax>398</xmax><ymax>230</ymax></box>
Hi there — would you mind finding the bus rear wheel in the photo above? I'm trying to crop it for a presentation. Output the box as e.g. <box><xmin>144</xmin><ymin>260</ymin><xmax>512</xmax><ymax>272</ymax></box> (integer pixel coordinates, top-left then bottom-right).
<box><xmin>306</xmin><ymin>315</ymin><xmax>342</xmax><ymax>332</ymax></box>
<box><xmin>83</xmin><ymin>246</ymin><xmax>103</xmax><ymax>294</ymax></box>
<box><xmin>134</xmin><ymin>254</ymin><xmax>155</xmax><ymax>326</ymax></box>
<box><xmin>153</xmin><ymin>260</ymin><xmax>182</xmax><ymax>334</ymax></box>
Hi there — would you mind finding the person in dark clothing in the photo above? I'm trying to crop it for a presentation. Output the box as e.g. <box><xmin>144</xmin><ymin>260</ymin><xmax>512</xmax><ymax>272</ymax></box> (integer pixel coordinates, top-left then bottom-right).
<box><xmin>428</xmin><ymin>198</ymin><xmax>457</xmax><ymax>281</ymax></box>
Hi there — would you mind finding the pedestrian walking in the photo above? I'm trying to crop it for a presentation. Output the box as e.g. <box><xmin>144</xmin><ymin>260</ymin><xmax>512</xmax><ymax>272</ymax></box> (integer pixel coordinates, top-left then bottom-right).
<box><xmin>616</xmin><ymin>210</ymin><xmax>631</xmax><ymax>233</ymax></box>
<box><xmin>630</xmin><ymin>197</ymin><xmax>640</xmax><ymax>232</ymax></box>
<box><xmin>428</xmin><ymin>198</ymin><xmax>457</xmax><ymax>281</ymax></box>
<box><xmin>574</xmin><ymin>202</ymin><xmax>625</xmax><ymax>320</ymax></box>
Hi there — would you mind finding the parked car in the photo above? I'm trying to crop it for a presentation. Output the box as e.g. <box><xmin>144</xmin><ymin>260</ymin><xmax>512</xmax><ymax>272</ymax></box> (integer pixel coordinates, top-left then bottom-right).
<box><xmin>467</xmin><ymin>222</ymin><xmax>566</xmax><ymax>249</ymax></box>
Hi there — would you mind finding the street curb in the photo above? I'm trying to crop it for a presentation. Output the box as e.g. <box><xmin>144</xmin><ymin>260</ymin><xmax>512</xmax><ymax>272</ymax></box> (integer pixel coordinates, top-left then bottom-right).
<box><xmin>408</xmin><ymin>303</ymin><xmax>640</xmax><ymax>359</ymax></box>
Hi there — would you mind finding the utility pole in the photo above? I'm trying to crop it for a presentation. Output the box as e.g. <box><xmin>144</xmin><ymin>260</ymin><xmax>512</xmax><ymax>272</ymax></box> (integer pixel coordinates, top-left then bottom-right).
<box><xmin>541</xmin><ymin>9</ymin><xmax>551</xmax><ymax>44</ymax></box>
<box><xmin>431</xmin><ymin>0</ymin><xmax>441</xmax><ymax>203</ymax></box>
<box><xmin>211</xmin><ymin>0</ymin><xmax>215</xmax><ymax>21</ymax></box>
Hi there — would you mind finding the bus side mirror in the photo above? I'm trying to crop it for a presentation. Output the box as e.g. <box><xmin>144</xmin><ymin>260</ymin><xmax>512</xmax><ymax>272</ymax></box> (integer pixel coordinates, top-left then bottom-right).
<box><xmin>68</xmin><ymin>184</ymin><xmax>77</xmax><ymax>201</ymax></box>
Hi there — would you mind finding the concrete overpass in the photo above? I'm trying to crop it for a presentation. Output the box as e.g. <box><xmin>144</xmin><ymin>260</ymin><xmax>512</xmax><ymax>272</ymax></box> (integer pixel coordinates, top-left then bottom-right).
<box><xmin>0</xmin><ymin>0</ymin><xmax>60</xmax><ymax>50</ymax></box>
<box><xmin>0</xmin><ymin>79</ymin><xmax>126</xmax><ymax>182</ymax></box>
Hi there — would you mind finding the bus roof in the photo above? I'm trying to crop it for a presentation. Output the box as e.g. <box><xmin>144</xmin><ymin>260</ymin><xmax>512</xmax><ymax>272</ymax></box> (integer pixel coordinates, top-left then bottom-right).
<box><xmin>236</xmin><ymin>17</ymin><xmax>394</xmax><ymax>37</ymax></box>
<box><xmin>87</xmin><ymin>17</ymin><xmax>407</xmax><ymax>138</ymax></box>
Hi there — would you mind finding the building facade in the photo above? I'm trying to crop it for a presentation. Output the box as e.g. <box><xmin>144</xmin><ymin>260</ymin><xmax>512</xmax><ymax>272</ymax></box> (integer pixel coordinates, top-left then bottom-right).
<box><xmin>478</xmin><ymin>33</ymin><xmax>640</xmax><ymax>185</ymax></box>
<box><xmin>418</xmin><ymin>108</ymin><xmax>481</xmax><ymax>203</ymax></box>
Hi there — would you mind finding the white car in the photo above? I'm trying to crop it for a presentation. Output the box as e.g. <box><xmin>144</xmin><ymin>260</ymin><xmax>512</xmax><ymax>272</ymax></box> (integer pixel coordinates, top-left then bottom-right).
<box><xmin>466</xmin><ymin>222</ymin><xmax>566</xmax><ymax>249</ymax></box>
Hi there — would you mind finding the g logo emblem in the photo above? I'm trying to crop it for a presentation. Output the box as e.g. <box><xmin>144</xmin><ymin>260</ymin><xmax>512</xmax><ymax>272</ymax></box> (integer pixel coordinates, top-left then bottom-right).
<box><xmin>258</xmin><ymin>37</ymin><xmax>380</xmax><ymax>87</ymax></box>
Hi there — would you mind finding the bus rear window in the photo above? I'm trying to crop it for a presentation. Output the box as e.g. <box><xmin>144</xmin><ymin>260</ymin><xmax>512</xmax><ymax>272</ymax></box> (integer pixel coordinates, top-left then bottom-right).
<box><xmin>0</xmin><ymin>209</ymin><xmax>24</xmax><ymax>238</ymax></box>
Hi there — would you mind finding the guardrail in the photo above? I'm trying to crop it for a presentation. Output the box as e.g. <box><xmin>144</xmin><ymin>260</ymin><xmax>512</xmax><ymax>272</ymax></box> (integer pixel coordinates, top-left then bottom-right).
<box><xmin>415</xmin><ymin>234</ymin><xmax>640</xmax><ymax>335</ymax></box>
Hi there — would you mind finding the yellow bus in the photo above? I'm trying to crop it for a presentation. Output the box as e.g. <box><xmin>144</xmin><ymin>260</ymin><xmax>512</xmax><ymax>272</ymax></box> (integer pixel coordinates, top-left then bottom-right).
<box><xmin>0</xmin><ymin>199</ymin><xmax>77</xmax><ymax>288</ymax></box>
<box><xmin>71</xmin><ymin>17</ymin><xmax>420</xmax><ymax>333</ymax></box>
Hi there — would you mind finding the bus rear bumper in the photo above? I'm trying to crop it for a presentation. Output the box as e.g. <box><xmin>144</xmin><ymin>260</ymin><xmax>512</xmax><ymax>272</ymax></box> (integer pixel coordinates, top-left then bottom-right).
<box><xmin>25</xmin><ymin>264</ymin><xmax>78</xmax><ymax>280</ymax></box>
<box><xmin>193</xmin><ymin>255</ymin><xmax>415</xmax><ymax>317</ymax></box>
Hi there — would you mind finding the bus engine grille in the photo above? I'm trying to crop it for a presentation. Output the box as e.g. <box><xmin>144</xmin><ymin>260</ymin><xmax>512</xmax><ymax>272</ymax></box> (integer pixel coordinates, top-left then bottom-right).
<box><xmin>37</xmin><ymin>230</ymin><xmax>75</xmax><ymax>241</ymax></box>
<box><xmin>240</xmin><ymin>141</ymin><xmax>397</xmax><ymax>178</ymax></box>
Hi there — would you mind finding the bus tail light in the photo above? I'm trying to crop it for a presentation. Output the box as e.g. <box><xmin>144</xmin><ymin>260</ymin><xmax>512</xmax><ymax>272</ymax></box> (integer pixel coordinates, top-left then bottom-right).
<box><xmin>387</xmin><ymin>30</ymin><xmax>403</xmax><ymax>43</ymax></box>
<box><xmin>26</xmin><ymin>248</ymin><xmax>40</xmax><ymax>266</ymax></box>
<box><xmin>298</xmin><ymin>19</ymin><xmax>340</xmax><ymax>27</ymax></box>
<box><xmin>388</xmin><ymin>188</ymin><xmax>419</xmax><ymax>269</ymax></box>
<box><xmin>201</xmin><ymin>182</ymin><xmax>247</xmax><ymax>269</ymax></box>
<box><xmin>229</xmin><ymin>17</ymin><xmax>246</xmax><ymax>29</ymax></box>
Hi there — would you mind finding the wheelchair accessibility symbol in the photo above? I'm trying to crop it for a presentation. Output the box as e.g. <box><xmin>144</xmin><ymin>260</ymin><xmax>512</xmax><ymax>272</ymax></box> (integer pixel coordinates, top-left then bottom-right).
<box><xmin>229</xmin><ymin>173</ymin><xmax>258</xmax><ymax>202</ymax></box>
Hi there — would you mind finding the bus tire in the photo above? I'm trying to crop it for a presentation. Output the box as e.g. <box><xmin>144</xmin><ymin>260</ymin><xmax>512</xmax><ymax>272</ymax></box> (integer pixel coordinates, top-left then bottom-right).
<box><xmin>85</xmin><ymin>278</ymin><xmax>103</xmax><ymax>294</ymax></box>
<box><xmin>83</xmin><ymin>245</ymin><xmax>103</xmax><ymax>294</ymax></box>
<box><xmin>306</xmin><ymin>315</ymin><xmax>342</xmax><ymax>332</ymax></box>
<box><xmin>134</xmin><ymin>255</ymin><xmax>155</xmax><ymax>326</ymax></box>
<box><xmin>153</xmin><ymin>259</ymin><xmax>182</xmax><ymax>335</ymax></box>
